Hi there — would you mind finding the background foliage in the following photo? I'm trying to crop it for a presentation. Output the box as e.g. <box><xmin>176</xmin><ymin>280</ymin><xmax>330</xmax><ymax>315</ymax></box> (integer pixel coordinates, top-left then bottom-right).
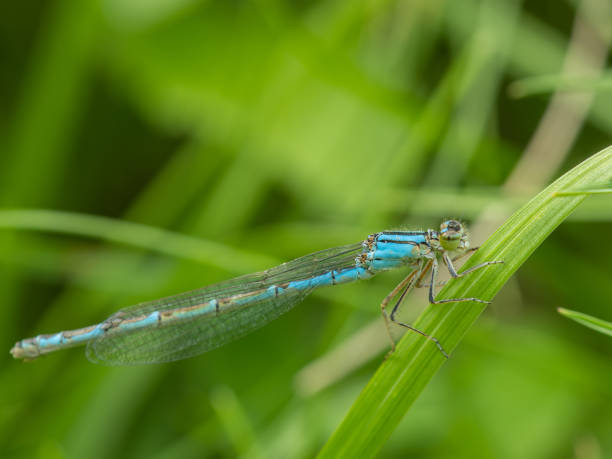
<box><xmin>1</xmin><ymin>1</ymin><xmax>611</xmax><ymax>458</ymax></box>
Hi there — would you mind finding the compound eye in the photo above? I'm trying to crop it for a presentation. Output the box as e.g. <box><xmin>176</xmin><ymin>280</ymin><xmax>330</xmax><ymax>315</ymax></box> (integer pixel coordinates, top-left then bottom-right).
<box><xmin>440</xmin><ymin>220</ymin><xmax>462</xmax><ymax>233</ymax></box>
<box><xmin>447</xmin><ymin>220</ymin><xmax>462</xmax><ymax>232</ymax></box>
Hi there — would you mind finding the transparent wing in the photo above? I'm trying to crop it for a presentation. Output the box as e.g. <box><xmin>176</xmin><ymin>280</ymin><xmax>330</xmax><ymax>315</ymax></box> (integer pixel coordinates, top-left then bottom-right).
<box><xmin>86</xmin><ymin>289</ymin><xmax>308</xmax><ymax>365</ymax></box>
<box><xmin>86</xmin><ymin>242</ymin><xmax>363</xmax><ymax>365</ymax></box>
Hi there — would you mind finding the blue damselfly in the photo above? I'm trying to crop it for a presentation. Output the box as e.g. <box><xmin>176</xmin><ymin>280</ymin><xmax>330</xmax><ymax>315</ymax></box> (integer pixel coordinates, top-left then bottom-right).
<box><xmin>11</xmin><ymin>220</ymin><xmax>502</xmax><ymax>365</ymax></box>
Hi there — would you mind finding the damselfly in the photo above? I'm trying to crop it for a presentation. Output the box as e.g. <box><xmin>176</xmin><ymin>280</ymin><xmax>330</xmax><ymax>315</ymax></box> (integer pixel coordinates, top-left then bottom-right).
<box><xmin>11</xmin><ymin>220</ymin><xmax>502</xmax><ymax>365</ymax></box>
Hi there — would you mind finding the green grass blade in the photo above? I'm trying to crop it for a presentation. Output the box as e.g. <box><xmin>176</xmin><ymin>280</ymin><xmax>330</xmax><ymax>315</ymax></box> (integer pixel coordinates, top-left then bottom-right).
<box><xmin>554</xmin><ymin>185</ymin><xmax>612</xmax><ymax>196</ymax></box>
<box><xmin>318</xmin><ymin>146</ymin><xmax>612</xmax><ymax>458</ymax></box>
<box><xmin>508</xmin><ymin>73</ymin><xmax>612</xmax><ymax>98</ymax></box>
<box><xmin>557</xmin><ymin>307</ymin><xmax>612</xmax><ymax>338</ymax></box>
<box><xmin>0</xmin><ymin>209</ymin><xmax>273</xmax><ymax>272</ymax></box>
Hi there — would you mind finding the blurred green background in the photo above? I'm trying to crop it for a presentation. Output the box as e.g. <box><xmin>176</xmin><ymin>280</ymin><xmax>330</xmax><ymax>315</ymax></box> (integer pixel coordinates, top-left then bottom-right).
<box><xmin>1</xmin><ymin>0</ymin><xmax>611</xmax><ymax>458</ymax></box>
